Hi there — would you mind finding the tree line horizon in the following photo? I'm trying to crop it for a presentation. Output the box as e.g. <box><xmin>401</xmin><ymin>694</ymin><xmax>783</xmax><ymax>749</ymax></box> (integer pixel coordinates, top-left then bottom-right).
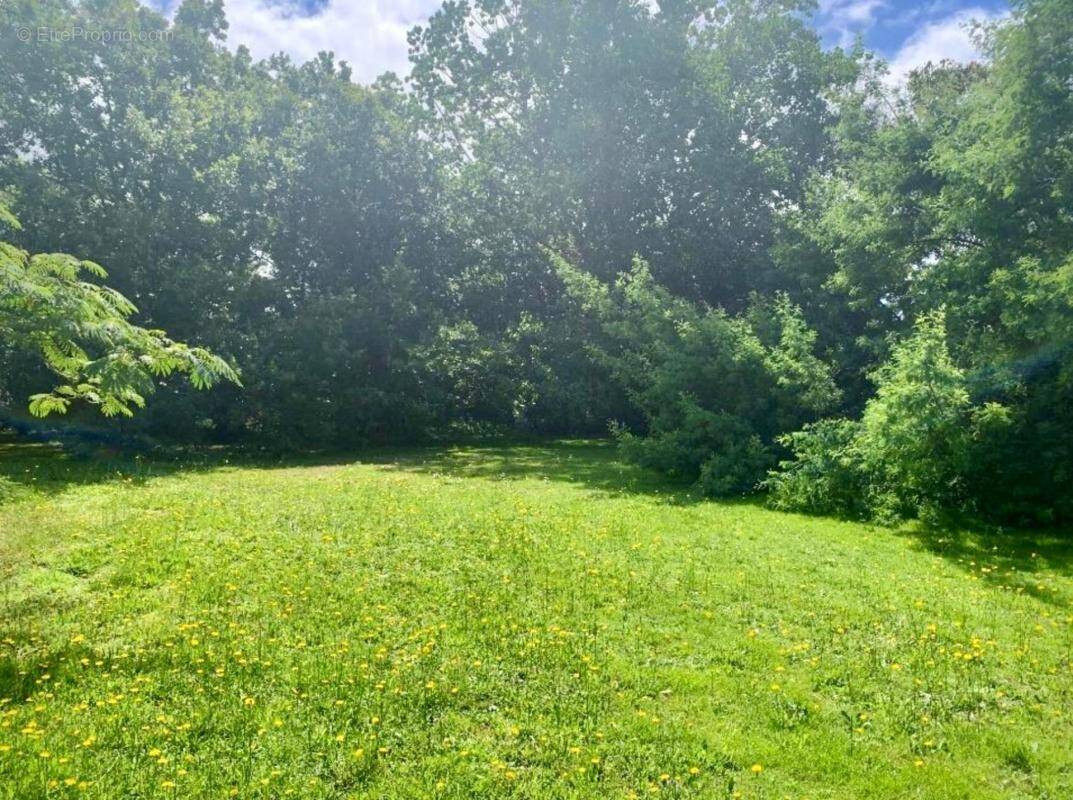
<box><xmin>1</xmin><ymin>0</ymin><xmax>1070</xmax><ymax>526</ymax></box>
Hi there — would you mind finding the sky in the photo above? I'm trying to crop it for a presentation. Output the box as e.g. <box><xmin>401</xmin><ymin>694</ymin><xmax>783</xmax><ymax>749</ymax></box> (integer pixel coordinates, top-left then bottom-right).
<box><xmin>149</xmin><ymin>0</ymin><xmax>1010</xmax><ymax>85</ymax></box>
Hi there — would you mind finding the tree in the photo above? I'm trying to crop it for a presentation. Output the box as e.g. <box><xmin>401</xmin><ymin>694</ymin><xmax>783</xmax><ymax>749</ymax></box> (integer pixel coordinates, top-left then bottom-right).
<box><xmin>781</xmin><ymin>0</ymin><xmax>1073</xmax><ymax>522</ymax></box>
<box><xmin>767</xmin><ymin>311</ymin><xmax>990</xmax><ymax>521</ymax></box>
<box><xmin>0</xmin><ymin>204</ymin><xmax>238</xmax><ymax>418</ymax></box>
<box><xmin>553</xmin><ymin>251</ymin><xmax>839</xmax><ymax>494</ymax></box>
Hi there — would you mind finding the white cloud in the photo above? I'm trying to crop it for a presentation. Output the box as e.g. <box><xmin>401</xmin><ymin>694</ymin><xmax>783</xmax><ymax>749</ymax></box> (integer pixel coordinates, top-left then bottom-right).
<box><xmin>885</xmin><ymin>6</ymin><xmax>1003</xmax><ymax>85</ymax></box>
<box><xmin>216</xmin><ymin>0</ymin><xmax>441</xmax><ymax>82</ymax></box>
<box><xmin>819</xmin><ymin>0</ymin><xmax>886</xmax><ymax>47</ymax></box>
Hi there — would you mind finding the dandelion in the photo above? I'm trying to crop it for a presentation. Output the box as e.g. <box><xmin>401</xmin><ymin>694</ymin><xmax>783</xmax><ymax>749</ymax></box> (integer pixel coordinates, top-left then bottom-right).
<box><xmin>750</xmin><ymin>763</ymin><xmax>763</xmax><ymax>774</ymax></box>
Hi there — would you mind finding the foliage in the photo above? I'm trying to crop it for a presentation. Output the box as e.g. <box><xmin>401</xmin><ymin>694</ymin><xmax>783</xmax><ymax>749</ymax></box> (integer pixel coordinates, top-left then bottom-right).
<box><xmin>768</xmin><ymin>312</ymin><xmax>1014</xmax><ymax>522</ymax></box>
<box><xmin>0</xmin><ymin>0</ymin><xmax>1070</xmax><ymax>521</ymax></box>
<box><xmin>765</xmin><ymin>417</ymin><xmax>866</xmax><ymax>517</ymax></box>
<box><xmin>554</xmin><ymin>253</ymin><xmax>838</xmax><ymax>494</ymax></box>
<box><xmin>773</xmin><ymin>0</ymin><xmax>1073</xmax><ymax>522</ymax></box>
<box><xmin>0</xmin><ymin>205</ymin><xmax>238</xmax><ymax>418</ymax></box>
<box><xmin>855</xmin><ymin>311</ymin><xmax>975</xmax><ymax>521</ymax></box>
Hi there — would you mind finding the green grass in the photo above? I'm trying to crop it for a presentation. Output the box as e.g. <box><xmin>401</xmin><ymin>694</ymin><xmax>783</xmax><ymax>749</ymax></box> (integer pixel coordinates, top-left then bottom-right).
<box><xmin>1</xmin><ymin>438</ymin><xmax>1071</xmax><ymax>799</ymax></box>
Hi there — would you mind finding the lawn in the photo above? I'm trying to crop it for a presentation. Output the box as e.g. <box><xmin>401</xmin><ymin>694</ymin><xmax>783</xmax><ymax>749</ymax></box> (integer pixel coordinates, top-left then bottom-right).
<box><xmin>0</xmin><ymin>438</ymin><xmax>1070</xmax><ymax>799</ymax></box>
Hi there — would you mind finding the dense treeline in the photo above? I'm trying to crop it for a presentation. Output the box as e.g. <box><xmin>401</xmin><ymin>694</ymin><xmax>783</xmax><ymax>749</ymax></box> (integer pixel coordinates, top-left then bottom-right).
<box><xmin>1</xmin><ymin>0</ymin><xmax>1070</xmax><ymax>525</ymax></box>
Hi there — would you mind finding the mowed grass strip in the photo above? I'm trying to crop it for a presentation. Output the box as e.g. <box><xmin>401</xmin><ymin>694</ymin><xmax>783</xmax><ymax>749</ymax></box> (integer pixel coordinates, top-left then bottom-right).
<box><xmin>0</xmin><ymin>440</ymin><xmax>1071</xmax><ymax>799</ymax></box>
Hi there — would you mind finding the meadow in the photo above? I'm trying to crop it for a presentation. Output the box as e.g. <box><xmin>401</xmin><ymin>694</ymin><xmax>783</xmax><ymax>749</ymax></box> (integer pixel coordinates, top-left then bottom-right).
<box><xmin>1</xmin><ymin>438</ymin><xmax>1071</xmax><ymax>799</ymax></box>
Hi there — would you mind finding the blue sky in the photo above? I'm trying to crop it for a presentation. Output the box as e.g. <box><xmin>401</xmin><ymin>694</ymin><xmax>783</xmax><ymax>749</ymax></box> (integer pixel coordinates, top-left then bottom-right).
<box><xmin>147</xmin><ymin>0</ymin><xmax>1009</xmax><ymax>84</ymax></box>
<box><xmin>815</xmin><ymin>0</ymin><xmax>1008</xmax><ymax>79</ymax></box>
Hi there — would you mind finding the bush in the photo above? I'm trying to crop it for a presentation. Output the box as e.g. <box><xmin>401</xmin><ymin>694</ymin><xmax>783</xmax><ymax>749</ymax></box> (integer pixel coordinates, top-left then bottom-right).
<box><xmin>555</xmin><ymin>254</ymin><xmax>839</xmax><ymax>496</ymax></box>
<box><xmin>767</xmin><ymin>311</ymin><xmax>1011</xmax><ymax>523</ymax></box>
<box><xmin>855</xmin><ymin>311</ymin><xmax>973</xmax><ymax>521</ymax></box>
<box><xmin>764</xmin><ymin>418</ymin><xmax>865</xmax><ymax>517</ymax></box>
<box><xmin>616</xmin><ymin>402</ymin><xmax>773</xmax><ymax>493</ymax></box>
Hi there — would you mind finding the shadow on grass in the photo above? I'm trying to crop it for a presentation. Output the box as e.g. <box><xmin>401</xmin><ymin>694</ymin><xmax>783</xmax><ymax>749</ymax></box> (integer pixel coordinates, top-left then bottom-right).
<box><xmin>898</xmin><ymin>518</ymin><xmax>1073</xmax><ymax>605</ymax></box>
<box><xmin>363</xmin><ymin>439</ymin><xmax>706</xmax><ymax>505</ymax></box>
<box><xmin>0</xmin><ymin>430</ymin><xmax>701</xmax><ymax>506</ymax></box>
<box><xmin>0</xmin><ymin>431</ymin><xmax>221</xmax><ymax>499</ymax></box>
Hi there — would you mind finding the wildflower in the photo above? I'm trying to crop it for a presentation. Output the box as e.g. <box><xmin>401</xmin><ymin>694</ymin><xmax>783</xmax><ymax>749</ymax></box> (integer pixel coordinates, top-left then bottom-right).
<box><xmin>750</xmin><ymin>763</ymin><xmax>763</xmax><ymax>774</ymax></box>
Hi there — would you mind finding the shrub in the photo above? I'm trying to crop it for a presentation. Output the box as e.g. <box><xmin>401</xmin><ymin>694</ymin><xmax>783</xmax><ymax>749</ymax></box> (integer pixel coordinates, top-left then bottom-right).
<box><xmin>764</xmin><ymin>418</ymin><xmax>866</xmax><ymax>516</ymax></box>
<box><xmin>767</xmin><ymin>311</ymin><xmax>1010</xmax><ymax>523</ymax></box>
<box><xmin>855</xmin><ymin>311</ymin><xmax>973</xmax><ymax>521</ymax></box>
<box><xmin>556</xmin><ymin>254</ymin><xmax>839</xmax><ymax>495</ymax></box>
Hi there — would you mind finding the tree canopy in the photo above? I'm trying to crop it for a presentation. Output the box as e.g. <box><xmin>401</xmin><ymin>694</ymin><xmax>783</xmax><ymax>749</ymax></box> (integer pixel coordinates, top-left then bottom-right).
<box><xmin>1</xmin><ymin>0</ymin><xmax>1069</xmax><ymax>524</ymax></box>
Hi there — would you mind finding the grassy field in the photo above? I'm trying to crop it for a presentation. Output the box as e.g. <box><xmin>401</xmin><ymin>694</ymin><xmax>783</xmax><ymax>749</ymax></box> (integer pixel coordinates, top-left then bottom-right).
<box><xmin>0</xmin><ymin>438</ymin><xmax>1071</xmax><ymax>799</ymax></box>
